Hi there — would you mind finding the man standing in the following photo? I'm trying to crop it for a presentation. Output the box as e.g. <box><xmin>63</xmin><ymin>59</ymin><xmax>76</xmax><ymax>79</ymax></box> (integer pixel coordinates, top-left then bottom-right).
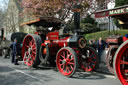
<box><xmin>12</xmin><ymin>38</ymin><xmax>19</xmax><ymax>65</ymax></box>
<box><xmin>96</xmin><ymin>37</ymin><xmax>108</xmax><ymax>63</ymax></box>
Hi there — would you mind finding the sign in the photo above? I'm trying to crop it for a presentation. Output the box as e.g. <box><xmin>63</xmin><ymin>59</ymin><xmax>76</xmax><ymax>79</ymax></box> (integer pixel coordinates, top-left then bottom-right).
<box><xmin>95</xmin><ymin>11</ymin><xmax>109</xmax><ymax>18</ymax></box>
<box><xmin>109</xmin><ymin>7</ymin><xmax>128</xmax><ymax>15</ymax></box>
<box><xmin>95</xmin><ymin>5</ymin><xmax>128</xmax><ymax>18</ymax></box>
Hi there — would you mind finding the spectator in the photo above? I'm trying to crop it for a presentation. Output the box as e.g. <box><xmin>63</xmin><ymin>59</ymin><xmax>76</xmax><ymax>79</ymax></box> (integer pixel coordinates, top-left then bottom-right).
<box><xmin>96</xmin><ymin>37</ymin><xmax>108</xmax><ymax>63</ymax></box>
<box><xmin>89</xmin><ymin>39</ymin><xmax>96</xmax><ymax>49</ymax></box>
<box><xmin>12</xmin><ymin>38</ymin><xmax>19</xmax><ymax>65</ymax></box>
<box><xmin>123</xmin><ymin>34</ymin><xmax>128</xmax><ymax>42</ymax></box>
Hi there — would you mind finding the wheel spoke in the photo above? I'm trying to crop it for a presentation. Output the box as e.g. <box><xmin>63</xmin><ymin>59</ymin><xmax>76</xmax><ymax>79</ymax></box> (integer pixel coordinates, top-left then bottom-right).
<box><xmin>68</xmin><ymin>62</ymin><xmax>74</xmax><ymax>65</ymax></box>
<box><xmin>69</xmin><ymin>57</ymin><xmax>74</xmax><ymax>61</ymax></box>
<box><xmin>31</xmin><ymin>54</ymin><xmax>35</xmax><ymax>60</ymax></box>
<box><xmin>26</xmin><ymin>45</ymin><xmax>29</xmax><ymax>48</ymax></box>
<box><xmin>60</xmin><ymin>64</ymin><xmax>65</xmax><ymax>70</ymax></box>
<box><xmin>66</xmin><ymin>51</ymin><xmax>71</xmax><ymax>59</ymax></box>
<box><xmin>60</xmin><ymin>59</ymin><xmax>63</xmax><ymax>62</ymax></box>
<box><xmin>89</xmin><ymin>58</ymin><xmax>96</xmax><ymax>64</ymax></box>
<box><xmin>32</xmin><ymin>48</ymin><xmax>36</xmax><ymax>51</ymax></box>
<box><xmin>124</xmin><ymin>69</ymin><xmax>128</xmax><ymax>73</ymax></box>
<box><xmin>120</xmin><ymin>60</ymin><xmax>128</xmax><ymax>65</ymax></box>
<box><xmin>66</xmin><ymin>66</ymin><xmax>70</xmax><ymax>73</ymax></box>
<box><xmin>29</xmin><ymin>40</ymin><xmax>32</xmax><ymax>46</ymax></box>
<box><xmin>32</xmin><ymin>44</ymin><xmax>36</xmax><ymax>48</ymax></box>
<box><xmin>33</xmin><ymin>51</ymin><xmax>36</xmax><ymax>55</ymax></box>
<box><xmin>89</xmin><ymin>52</ymin><xmax>93</xmax><ymax>57</ymax></box>
<box><xmin>61</xmin><ymin>52</ymin><xmax>66</xmax><ymax>59</ymax></box>
<box><xmin>70</xmin><ymin>65</ymin><xmax>74</xmax><ymax>71</ymax></box>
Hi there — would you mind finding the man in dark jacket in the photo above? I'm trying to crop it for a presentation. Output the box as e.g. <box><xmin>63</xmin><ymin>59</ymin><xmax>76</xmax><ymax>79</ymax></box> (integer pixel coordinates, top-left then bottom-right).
<box><xmin>12</xmin><ymin>39</ymin><xmax>19</xmax><ymax>65</ymax></box>
<box><xmin>96</xmin><ymin>37</ymin><xmax>108</xmax><ymax>63</ymax></box>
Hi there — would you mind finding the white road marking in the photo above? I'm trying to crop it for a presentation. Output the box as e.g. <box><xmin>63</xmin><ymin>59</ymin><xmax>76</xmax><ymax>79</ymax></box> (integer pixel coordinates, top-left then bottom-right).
<box><xmin>11</xmin><ymin>68</ymin><xmax>48</xmax><ymax>84</ymax></box>
<box><xmin>104</xmin><ymin>74</ymin><xmax>116</xmax><ymax>79</ymax></box>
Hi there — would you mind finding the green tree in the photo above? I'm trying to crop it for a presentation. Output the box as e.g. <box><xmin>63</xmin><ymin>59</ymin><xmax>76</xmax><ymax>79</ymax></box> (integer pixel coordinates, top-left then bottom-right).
<box><xmin>80</xmin><ymin>15</ymin><xmax>100</xmax><ymax>33</ymax></box>
<box><xmin>115</xmin><ymin>0</ymin><xmax>128</xmax><ymax>7</ymax></box>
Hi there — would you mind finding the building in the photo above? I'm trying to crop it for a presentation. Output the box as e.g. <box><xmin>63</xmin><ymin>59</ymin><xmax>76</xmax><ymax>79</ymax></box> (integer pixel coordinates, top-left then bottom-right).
<box><xmin>95</xmin><ymin>0</ymin><xmax>116</xmax><ymax>30</ymax></box>
<box><xmin>4</xmin><ymin>0</ymin><xmax>37</xmax><ymax>37</ymax></box>
<box><xmin>95</xmin><ymin>5</ymin><xmax>128</xmax><ymax>29</ymax></box>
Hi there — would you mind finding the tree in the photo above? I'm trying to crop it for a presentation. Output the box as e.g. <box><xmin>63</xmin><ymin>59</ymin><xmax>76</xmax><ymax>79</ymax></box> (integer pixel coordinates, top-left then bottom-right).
<box><xmin>0</xmin><ymin>0</ymin><xmax>8</xmax><ymax>28</ymax></box>
<box><xmin>80</xmin><ymin>15</ymin><xmax>100</xmax><ymax>33</ymax></box>
<box><xmin>21</xmin><ymin>0</ymin><xmax>104</xmax><ymax>22</ymax></box>
<box><xmin>5</xmin><ymin>0</ymin><xmax>21</xmax><ymax>33</ymax></box>
<box><xmin>115</xmin><ymin>0</ymin><xmax>128</xmax><ymax>7</ymax></box>
<box><xmin>0</xmin><ymin>10</ymin><xmax>5</xmax><ymax>27</ymax></box>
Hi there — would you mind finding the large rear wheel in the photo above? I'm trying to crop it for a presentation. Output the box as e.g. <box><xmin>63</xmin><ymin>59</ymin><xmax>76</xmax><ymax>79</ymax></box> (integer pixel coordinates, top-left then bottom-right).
<box><xmin>22</xmin><ymin>34</ymin><xmax>41</xmax><ymax>68</ymax></box>
<box><xmin>56</xmin><ymin>47</ymin><xmax>78</xmax><ymax>77</ymax></box>
<box><xmin>114</xmin><ymin>40</ymin><xmax>128</xmax><ymax>85</ymax></box>
<box><xmin>106</xmin><ymin>46</ymin><xmax>117</xmax><ymax>74</ymax></box>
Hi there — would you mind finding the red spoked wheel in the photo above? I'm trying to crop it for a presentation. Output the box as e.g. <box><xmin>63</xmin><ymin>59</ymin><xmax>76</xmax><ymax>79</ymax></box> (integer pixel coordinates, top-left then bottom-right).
<box><xmin>22</xmin><ymin>34</ymin><xmax>41</xmax><ymax>68</ymax></box>
<box><xmin>79</xmin><ymin>46</ymin><xmax>99</xmax><ymax>72</ymax></box>
<box><xmin>114</xmin><ymin>40</ymin><xmax>128</xmax><ymax>85</ymax></box>
<box><xmin>56</xmin><ymin>47</ymin><xmax>78</xmax><ymax>77</ymax></box>
<box><xmin>106</xmin><ymin>46</ymin><xmax>117</xmax><ymax>74</ymax></box>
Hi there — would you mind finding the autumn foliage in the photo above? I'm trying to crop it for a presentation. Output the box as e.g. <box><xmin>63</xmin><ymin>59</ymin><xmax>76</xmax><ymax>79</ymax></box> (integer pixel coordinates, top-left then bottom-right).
<box><xmin>21</xmin><ymin>0</ymin><xmax>102</xmax><ymax>21</ymax></box>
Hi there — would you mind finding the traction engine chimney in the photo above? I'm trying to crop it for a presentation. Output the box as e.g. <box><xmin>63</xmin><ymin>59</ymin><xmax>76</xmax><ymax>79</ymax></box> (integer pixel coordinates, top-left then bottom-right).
<box><xmin>73</xmin><ymin>3</ymin><xmax>81</xmax><ymax>34</ymax></box>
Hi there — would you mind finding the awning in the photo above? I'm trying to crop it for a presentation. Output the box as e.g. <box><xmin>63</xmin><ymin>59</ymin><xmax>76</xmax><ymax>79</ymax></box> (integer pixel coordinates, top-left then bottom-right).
<box><xmin>20</xmin><ymin>17</ymin><xmax>62</xmax><ymax>28</ymax></box>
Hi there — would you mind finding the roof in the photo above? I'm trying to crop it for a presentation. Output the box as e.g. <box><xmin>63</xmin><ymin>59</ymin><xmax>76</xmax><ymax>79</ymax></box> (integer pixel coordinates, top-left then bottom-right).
<box><xmin>95</xmin><ymin>5</ymin><xmax>128</xmax><ymax>13</ymax></box>
<box><xmin>20</xmin><ymin>17</ymin><xmax>62</xmax><ymax>28</ymax></box>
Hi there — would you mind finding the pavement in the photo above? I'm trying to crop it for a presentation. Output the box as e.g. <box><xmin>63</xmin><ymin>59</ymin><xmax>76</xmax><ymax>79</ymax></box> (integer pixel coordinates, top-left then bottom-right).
<box><xmin>0</xmin><ymin>56</ymin><xmax>121</xmax><ymax>85</ymax></box>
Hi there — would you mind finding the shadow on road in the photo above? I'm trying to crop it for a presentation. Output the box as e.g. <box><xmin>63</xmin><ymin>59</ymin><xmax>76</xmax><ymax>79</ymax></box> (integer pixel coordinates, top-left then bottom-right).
<box><xmin>0</xmin><ymin>66</ymin><xmax>14</xmax><ymax>72</ymax></box>
<box><xmin>72</xmin><ymin>71</ymin><xmax>106</xmax><ymax>80</ymax></box>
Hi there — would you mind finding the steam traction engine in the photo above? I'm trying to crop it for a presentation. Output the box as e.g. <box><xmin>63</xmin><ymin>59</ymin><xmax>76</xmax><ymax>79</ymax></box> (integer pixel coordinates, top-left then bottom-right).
<box><xmin>21</xmin><ymin>11</ymin><xmax>99</xmax><ymax>77</ymax></box>
<box><xmin>113</xmin><ymin>36</ymin><xmax>128</xmax><ymax>85</ymax></box>
<box><xmin>106</xmin><ymin>34</ymin><xmax>128</xmax><ymax>85</ymax></box>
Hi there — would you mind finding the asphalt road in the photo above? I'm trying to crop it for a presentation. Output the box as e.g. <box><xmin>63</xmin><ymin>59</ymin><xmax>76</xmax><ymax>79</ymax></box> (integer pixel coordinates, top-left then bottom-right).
<box><xmin>0</xmin><ymin>57</ymin><xmax>121</xmax><ymax>85</ymax></box>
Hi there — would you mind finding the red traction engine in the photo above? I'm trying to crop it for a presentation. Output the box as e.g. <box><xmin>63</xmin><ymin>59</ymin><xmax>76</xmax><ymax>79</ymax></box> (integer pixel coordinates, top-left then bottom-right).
<box><xmin>106</xmin><ymin>35</ymin><xmax>128</xmax><ymax>85</ymax></box>
<box><xmin>112</xmin><ymin>35</ymin><xmax>128</xmax><ymax>85</ymax></box>
<box><xmin>21</xmin><ymin>17</ymin><xmax>99</xmax><ymax>77</ymax></box>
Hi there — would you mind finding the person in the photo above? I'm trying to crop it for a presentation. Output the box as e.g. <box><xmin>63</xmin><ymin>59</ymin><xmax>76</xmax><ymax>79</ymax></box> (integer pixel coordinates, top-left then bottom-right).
<box><xmin>11</xmin><ymin>38</ymin><xmax>19</xmax><ymax>65</ymax></box>
<box><xmin>89</xmin><ymin>39</ymin><xmax>96</xmax><ymax>50</ymax></box>
<box><xmin>123</xmin><ymin>33</ymin><xmax>128</xmax><ymax>42</ymax></box>
<box><xmin>96</xmin><ymin>37</ymin><xmax>108</xmax><ymax>63</ymax></box>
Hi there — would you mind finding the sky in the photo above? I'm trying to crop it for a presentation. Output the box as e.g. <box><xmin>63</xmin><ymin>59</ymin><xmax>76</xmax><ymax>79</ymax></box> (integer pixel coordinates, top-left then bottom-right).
<box><xmin>0</xmin><ymin>0</ymin><xmax>9</xmax><ymax>10</ymax></box>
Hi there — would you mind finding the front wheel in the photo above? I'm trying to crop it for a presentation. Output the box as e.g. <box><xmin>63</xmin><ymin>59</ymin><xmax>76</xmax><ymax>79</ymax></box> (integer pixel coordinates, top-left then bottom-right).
<box><xmin>56</xmin><ymin>47</ymin><xmax>78</xmax><ymax>77</ymax></box>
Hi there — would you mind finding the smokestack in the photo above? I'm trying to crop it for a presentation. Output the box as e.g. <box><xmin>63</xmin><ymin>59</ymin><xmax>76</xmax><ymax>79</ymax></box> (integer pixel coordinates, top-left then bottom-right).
<box><xmin>73</xmin><ymin>3</ymin><xmax>81</xmax><ymax>34</ymax></box>
<box><xmin>74</xmin><ymin>12</ymin><xmax>80</xmax><ymax>30</ymax></box>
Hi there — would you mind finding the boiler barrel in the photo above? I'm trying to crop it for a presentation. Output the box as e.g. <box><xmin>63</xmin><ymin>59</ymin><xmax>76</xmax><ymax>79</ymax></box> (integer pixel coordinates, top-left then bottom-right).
<box><xmin>53</xmin><ymin>35</ymin><xmax>86</xmax><ymax>49</ymax></box>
